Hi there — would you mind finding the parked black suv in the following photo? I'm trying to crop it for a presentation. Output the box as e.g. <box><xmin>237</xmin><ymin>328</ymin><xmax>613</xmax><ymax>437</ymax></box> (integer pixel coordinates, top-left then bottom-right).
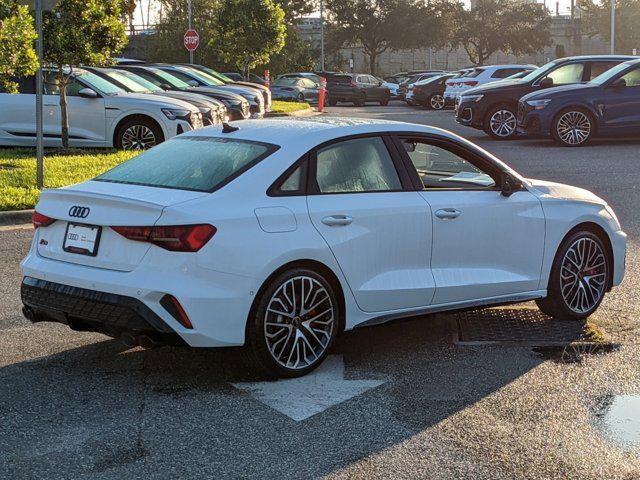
<box><xmin>455</xmin><ymin>55</ymin><xmax>636</xmax><ymax>139</ymax></box>
<box><xmin>326</xmin><ymin>74</ymin><xmax>391</xmax><ymax>106</ymax></box>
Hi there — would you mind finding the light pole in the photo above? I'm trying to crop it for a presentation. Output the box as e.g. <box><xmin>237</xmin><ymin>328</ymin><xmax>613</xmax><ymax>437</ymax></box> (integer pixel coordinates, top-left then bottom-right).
<box><xmin>610</xmin><ymin>0</ymin><xmax>615</xmax><ymax>54</ymax></box>
<box><xmin>320</xmin><ymin>0</ymin><xmax>325</xmax><ymax>71</ymax></box>
<box><xmin>35</xmin><ymin>0</ymin><xmax>44</xmax><ymax>189</ymax></box>
<box><xmin>188</xmin><ymin>0</ymin><xmax>193</xmax><ymax>64</ymax></box>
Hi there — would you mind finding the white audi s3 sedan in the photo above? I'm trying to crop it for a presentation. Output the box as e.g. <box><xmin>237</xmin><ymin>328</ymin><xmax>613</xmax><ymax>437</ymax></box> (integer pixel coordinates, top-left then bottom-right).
<box><xmin>21</xmin><ymin>118</ymin><xmax>626</xmax><ymax>377</ymax></box>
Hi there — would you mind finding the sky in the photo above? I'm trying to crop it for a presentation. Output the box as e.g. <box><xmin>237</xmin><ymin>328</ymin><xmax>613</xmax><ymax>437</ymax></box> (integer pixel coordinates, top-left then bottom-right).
<box><xmin>132</xmin><ymin>0</ymin><xmax>579</xmax><ymax>30</ymax></box>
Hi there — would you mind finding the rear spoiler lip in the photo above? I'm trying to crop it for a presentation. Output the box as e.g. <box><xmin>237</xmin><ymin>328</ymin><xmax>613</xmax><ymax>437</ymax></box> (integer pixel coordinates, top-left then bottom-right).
<box><xmin>39</xmin><ymin>187</ymin><xmax>166</xmax><ymax>210</ymax></box>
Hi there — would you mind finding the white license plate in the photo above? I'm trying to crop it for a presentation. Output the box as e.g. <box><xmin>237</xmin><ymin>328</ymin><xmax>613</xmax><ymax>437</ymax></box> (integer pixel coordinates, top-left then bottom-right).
<box><xmin>63</xmin><ymin>223</ymin><xmax>102</xmax><ymax>256</ymax></box>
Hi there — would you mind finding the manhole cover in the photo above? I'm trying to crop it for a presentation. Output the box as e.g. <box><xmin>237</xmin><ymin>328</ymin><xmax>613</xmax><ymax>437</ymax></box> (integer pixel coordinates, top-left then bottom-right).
<box><xmin>455</xmin><ymin>306</ymin><xmax>588</xmax><ymax>345</ymax></box>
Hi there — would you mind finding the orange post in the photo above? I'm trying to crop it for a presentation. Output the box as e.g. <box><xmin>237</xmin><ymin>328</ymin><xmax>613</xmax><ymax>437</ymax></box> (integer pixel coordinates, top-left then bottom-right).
<box><xmin>318</xmin><ymin>77</ymin><xmax>327</xmax><ymax>112</ymax></box>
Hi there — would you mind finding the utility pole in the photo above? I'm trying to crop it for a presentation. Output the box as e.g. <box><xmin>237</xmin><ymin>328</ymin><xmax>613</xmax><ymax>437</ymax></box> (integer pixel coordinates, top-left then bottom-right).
<box><xmin>320</xmin><ymin>0</ymin><xmax>325</xmax><ymax>71</ymax></box>
<box><xmin>610</xmin><ymin>0</ymin><xmax>615</xmax><ymax>54</ymax></box>
<box><xmin>188</xmin><ymin>0</ymin><xmax>193</xmax><ymax>64</ymax></box>
<box><xmin>35</xmin><ymin>0</ymin><xmax>44</xmax><ymax>189</ymax></box>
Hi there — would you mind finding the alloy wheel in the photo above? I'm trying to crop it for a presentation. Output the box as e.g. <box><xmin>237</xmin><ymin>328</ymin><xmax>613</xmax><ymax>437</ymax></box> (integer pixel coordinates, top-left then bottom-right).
<box><xmin>560</xmin><ymin>237</ymin><xmax>607</xmax><ymax>314</ymax></box>
<box><xmin>121</xmin><ymin>125</ymin><xmax>157</xmax><ymax>150</ymax></box>
<box><xmin>430</xmin><ymin>94</ymin><xmax>445</xmax><ymax>110</ymax></box>
<box><xmin>489</xmin><ymin>109</ymin><xmax>517</xmax><ymax>137</ymax></box>
<box><xmin>264</xmin><ymin>276</ymin><xmax>335</xmax><ymax>370</ymax></box>
<box><xmin>556</xmin><ymin>111</ymin><xmax>591</xmax><ymax>145</ymax></box>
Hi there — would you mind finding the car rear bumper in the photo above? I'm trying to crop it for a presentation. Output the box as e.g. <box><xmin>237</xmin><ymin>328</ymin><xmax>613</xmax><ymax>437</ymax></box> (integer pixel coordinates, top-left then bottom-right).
<box><xmin>21</xmin><ymin>248</ymin><xmax>256</xmax><ymax>347</ymax></box>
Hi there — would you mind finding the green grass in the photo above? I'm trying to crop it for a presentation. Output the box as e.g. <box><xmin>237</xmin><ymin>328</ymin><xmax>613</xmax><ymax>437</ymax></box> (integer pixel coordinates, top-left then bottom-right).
<box><xmin>270</xmin><ymin>100</ymin><xmax>311</xmax><ymax>114</ymax></box>
<box><xmin>0</xmin><ymin>148</ymin><xmax>136</xmax><ymax>211</ymax></box>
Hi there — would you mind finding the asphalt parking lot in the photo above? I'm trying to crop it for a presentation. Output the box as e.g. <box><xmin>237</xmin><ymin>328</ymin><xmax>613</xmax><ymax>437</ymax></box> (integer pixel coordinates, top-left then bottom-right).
<box><xmin>1</xmin><ymin>104</ymin><xmax>639</xmax><ymax>479</ymax></box>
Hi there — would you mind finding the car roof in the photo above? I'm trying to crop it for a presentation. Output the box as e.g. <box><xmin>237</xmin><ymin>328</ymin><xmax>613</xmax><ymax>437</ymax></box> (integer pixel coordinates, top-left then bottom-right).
<box><xmin>557</xmin><ymin>55</ymin><xmax>638</xmax><ymax>62</ymax></box>
<box><xmin>183</xmin><ymin>117</ymin><xmax>453</xmax><ymax>146</ymax></box>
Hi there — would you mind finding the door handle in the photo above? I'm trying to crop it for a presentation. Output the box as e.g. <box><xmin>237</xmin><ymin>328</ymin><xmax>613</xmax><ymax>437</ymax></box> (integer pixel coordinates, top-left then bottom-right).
<box><xmin>435</xmin><ymin>208</ymin><xmax>461</xmax><ymax>220</ymax></box>
<box><xmin>321</xmin><ymin>215</ymin><xmax>353</xmax><ymax>227</ymax></box>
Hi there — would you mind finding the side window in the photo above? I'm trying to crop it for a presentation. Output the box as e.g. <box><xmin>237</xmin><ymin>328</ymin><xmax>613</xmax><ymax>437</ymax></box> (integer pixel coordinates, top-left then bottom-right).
<box><xmin>398</xmin><ymin>137</ymin><xmax>497</xmax><ymax>190</ymax></box>
<box><xmin>274</xmin><ymin>164</ymin><xmax>306</xmax><ymax>195</ymax></box>
<box><xmin>314</xmin><ymin>137</ymin><xmax>402</xmax><ymax>193</ymax></box>
<box><xmin>589</xmin><ymin>61</ymin><xmax>620</xmax><ymax>80</ymax></box>
<box><xmin>619</xmin><ymin>66</ymin><xmax>640</xmax><ymax>87</ymax></box>
<box><xmin>17</xmin><ymin>77</ymin><xmax>35</xmax><ymax>94</ymax></box>
<box><xmin>546</xmin><ymin>63</ymin><xmax>585</xmax><ymax>85</ymax></box>
<box><xmin>65</xmin><ymin>78</ymin><xmax>84</xmax><ymax>97</ymax></box>
<box><xmin>43</xmin><ymin>72</ymin><xmax>60</xmax><ymax>95</ymax></box>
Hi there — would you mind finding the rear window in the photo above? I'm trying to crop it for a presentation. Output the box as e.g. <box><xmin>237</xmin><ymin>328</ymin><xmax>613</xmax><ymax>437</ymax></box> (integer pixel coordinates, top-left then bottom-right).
<box><xmin>465</xmin><ymin>68</ymin><xmax>486</xmax><ymax>78</ymax></box>
<box><xmin>95</xmin><ymin>137</ymin><xmax>278</xmax><ymax>192</ymax></box>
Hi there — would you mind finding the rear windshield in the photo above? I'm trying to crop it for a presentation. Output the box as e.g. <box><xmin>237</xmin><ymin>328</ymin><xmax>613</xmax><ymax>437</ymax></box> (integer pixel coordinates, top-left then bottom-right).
<box><xmin>95</xmin><ymin>137</ymin><xmax>278</xmax><ymax>192</ymax></box>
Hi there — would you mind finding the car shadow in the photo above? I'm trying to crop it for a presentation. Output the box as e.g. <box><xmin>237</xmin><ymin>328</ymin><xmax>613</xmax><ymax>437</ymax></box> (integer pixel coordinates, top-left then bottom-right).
<box><xmin>0</xmin><ymin>308</ymin><xmax>574</xmax><ymax>478</ymax></box>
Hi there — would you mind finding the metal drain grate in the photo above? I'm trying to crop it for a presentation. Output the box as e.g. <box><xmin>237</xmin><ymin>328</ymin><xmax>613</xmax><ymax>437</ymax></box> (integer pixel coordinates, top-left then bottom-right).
<box><xmin>455</xmin><ymin>307</ymin><xmax>588</xmax><ymax>345</ymax></box>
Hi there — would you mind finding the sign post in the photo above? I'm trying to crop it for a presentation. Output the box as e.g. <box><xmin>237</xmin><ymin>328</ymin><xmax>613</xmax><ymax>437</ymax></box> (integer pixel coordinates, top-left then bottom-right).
<box><xmin>35</xmin><ymin>0</ymin><xmax>43</xmax><ymax>189</ymax></box>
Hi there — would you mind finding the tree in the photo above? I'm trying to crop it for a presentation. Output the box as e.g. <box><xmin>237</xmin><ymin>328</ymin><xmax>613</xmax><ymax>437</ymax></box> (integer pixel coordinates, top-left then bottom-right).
<box><xmin>0</xmin><ymin>0</ymin><xmax>38</xmax><ymax>93</ymax></box>
<box><xmin>582</xmin><ymin>0</ymin><xmax>640</xmax><ymax>54</ymax></box>
<box><xmin>452</xmin><ymin>0</ymin><xmax>551</xmax><ymax>66</ymax></box>
<box><xmin>43</xmin><ymin>0</ymin><xmax>127</xmax><ymax>148</ymax></box>
<box><xmin>259</xmin><ymin>25</ymin><xmax>318</xmax><ymax>76</ymax></box>
<box><xmin>208</xmin><ymin>0</ymin><xmax>286</xmax><ymax>77</ymax></box>
<box><xmin>273</xmin><ymin>0</ymin><xmax>315</xmax><ymax>21</ymax></box>
<box><xmin>326</xmin><ymin>0</ymin><xmax>452</xmax><ymax>75</ymax></box>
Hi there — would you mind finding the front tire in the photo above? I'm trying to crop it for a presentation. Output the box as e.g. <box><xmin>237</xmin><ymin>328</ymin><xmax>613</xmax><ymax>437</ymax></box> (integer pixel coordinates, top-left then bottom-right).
<box><xmin>246</xmin><ymin>268</ymin><xmax>339</xmax><ymax>377</ymax></box>
<box><xmin>354</xmin><ymin>92</ymin><xmax>366</xmax><ymax>107</ymax></box>
<box><xmin>552</xmin><ymin>108</ymin><xmax>594</xmax><ymax>146</ymax></box>
<box><xmin>536</xmin><ymin>230</ymin><xmax>610</xmax><ymax>320</ymax></box>
<box><xmin>115</xmin><ymin>116</ymin><xmax>164</xmax><ymax>150</ymax></box>
<box><xmin>483</xmin><ymin>105</ymin><xmax>518</xmax><ymax>140</ymax></box>
<box><xmin>379</xmin><ymin>97</ymin><xmax>389</xmax><ymax>106</ymax></box>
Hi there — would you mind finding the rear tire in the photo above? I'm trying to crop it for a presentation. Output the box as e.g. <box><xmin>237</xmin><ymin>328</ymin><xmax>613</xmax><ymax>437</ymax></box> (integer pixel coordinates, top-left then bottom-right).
<box><xmin>246</xmin><ymin>268</ymin><xmax>339</xmax><ymax>378</ymax></box>
<box><xmin>327</xmin><ymin>97</ymin><xmax>337</xmax><ymax>106</ymax></box>
<box><xmin>379</xmin><ymin>97</ymin><xmax>389</xmax><ymax>106</ymax></box>
<box><xmin>429</xmin><ymin>94</ymin><xmax>445</xmax><ymax>110</ymax></box>
<box><xmin>483</xmin><ymin>104</ymin><xmax>517</xmax><ymax>140</ymax></box>
<box><xmin>298</xmin><ymin>93</ymin><xmax>305</xmax><ymax>102</ymax></box>
<box><xmin>536</xmin><ymin>230</ymin><xmax>610</xmax><ymax>320</ymax></box>
<box><xmin>115</xmin><ymin>116</ymin><xmax>164</xmax><ymax>150</ymax></box>
<box><xmin>354</xmin><ymin>92</ymin><xmax>366</xmax><ymax>107</ymax></box>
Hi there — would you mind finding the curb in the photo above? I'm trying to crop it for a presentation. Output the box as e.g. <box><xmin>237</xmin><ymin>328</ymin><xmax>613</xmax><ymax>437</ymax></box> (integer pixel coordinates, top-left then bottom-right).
<box><xmin>0</xmin><ymin>209</ymin><xmax>33</xmax><ymax>227</ymax></box>
<box><xmin>265</xmin><ymin>107</ymin><xmax>319</xmax><ymax>118</ymax></box>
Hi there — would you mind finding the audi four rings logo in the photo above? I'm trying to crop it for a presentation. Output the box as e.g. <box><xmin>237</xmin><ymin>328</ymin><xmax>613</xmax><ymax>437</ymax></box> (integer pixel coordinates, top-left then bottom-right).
<box><xmin>68</xmin><ymin>206</ymin><xmax>90</xmax><ymax>218</ymax></box>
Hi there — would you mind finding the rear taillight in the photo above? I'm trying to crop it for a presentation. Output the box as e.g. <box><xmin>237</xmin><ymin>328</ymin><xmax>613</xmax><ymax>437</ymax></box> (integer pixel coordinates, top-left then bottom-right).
<box><xmin>32</xmin><ymin>211</ymin><xmax>55</xmax><ymax>229</ymax></box>
<box><xmin>463</xmin><ymin>80</ymin><xmax>478</xmax><ymax>86</ymax></box>
<box><xmin>111</xmin><ymin>224</ymin><xmax>216</xmax><ymax>252</ymax></box>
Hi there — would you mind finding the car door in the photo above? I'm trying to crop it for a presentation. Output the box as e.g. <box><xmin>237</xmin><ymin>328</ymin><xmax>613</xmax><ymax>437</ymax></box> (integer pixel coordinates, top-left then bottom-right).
<box><xmin>301</xmin><ymin>78</ymin><xmax>319</xmax><ymax>102</ymax></box>
<box><xmin>393</xmin><ymin>135</ymin><xmax>546</xmax><ymax>305</ymax></box>
<box><xmin>603</xmin><ymin>65</ymin><xmax>640</xmax><ymax>130</ymax></box>
<box><xmin>43</xmin><ymin>72</ymin><xmax>107</xmax><ymax>146</ymax></box>
<box><xmin>306</xmin><ymin>135</ymin><xmax>435</xmax><ymax>313</ymax></box>
<box><xmin>0</xmin><ymin>77</ymin><xmax>37</xmax><ymax>145</ymax></box>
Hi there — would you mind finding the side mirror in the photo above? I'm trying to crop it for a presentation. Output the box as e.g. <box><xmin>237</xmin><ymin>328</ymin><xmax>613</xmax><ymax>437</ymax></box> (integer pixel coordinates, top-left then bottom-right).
<box><xmin>611</xmin><ymin>78</ymin><xmax>627</xmax><ymax>88</ymax></box>
<box><xmin>187</xmin><ymin>80</ymin><xmax>199</xmax><ymax>87</ymax></box>
<box><xmin>539</xmin><ymin>77</ymin><xmax>554</xmax><ymax>88</ymax></box>
<box><xmin>78</xmin><ymin>88</ymin><xmax>99</xmax><ymax>99</ymax></box>
<box><xmin>501</xmin><ymin>173</ymin><xmax>523</xmax><ymax>197</ymax></box>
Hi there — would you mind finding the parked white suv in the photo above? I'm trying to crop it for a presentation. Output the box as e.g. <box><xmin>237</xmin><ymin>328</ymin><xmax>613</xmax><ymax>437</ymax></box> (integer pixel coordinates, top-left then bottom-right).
<box><xmin>444</xmin><ymin>65</ymin><xmax>535</xmax><ymax>105</ymax></box>
<box><xmin>0</xmin><ymin>68</ymin><xmax>204</xmax><ymax>150</ymax></box>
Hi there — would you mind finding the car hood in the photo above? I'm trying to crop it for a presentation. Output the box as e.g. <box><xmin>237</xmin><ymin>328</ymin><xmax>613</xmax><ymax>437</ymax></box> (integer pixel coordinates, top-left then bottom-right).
<box><xmin>464</xmin><ymin>78</ymin><xmax>528</xmax><ymax>95</ymax></box>
<box><xmin>154</xmin><ymin>91</ymin><xmax>225</xmax><ymax>110</ymax></box>
<box><xmin>527</xmin><ymin>179</ymin><xmax>606</xmax><ymax>206</ymax></box>
<box><xmin>522</xmin><ymin>83</ymin><xmax>598</xmax><ymax>101</ymax></box>
<box><xmin>186</xmin><ymin>87</ymin><xmax>246</xmax><ymax>102</ymax></box>
<box><xmin>106</xmin><ymin>92</ymin><xmax>198</xmax><ymax>111</ymax></box>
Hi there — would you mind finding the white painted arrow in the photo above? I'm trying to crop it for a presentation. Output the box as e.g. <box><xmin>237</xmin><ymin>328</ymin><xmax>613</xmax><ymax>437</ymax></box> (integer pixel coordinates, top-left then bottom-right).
<box><xmin>232</xmin><ymin>355</ymin><xmax>385</xmax><ymax>421</ymax></box>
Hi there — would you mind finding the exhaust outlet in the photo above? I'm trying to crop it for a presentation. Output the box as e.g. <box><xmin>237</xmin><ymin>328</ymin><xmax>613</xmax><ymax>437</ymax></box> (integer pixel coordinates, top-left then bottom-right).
<box><xmin>120</xmin><ymin>332</ymin><xmax>138</xmax><ymax>348</ymax></box>
<box><xmin>22</xmin><ymin>306</ymin><xmax>35</xmax><ymax>322</ymax></box>
<box><xmin>138</xmin><ymin>335</ymin><xmax>160</xmax><ymax>349</ymax></box>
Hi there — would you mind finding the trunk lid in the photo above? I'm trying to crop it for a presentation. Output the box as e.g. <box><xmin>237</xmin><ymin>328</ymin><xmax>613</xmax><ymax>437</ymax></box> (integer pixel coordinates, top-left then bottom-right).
<box><xmin>35</xmin><ymin>181</ymin><xmax>208</xmax><ymax>272</ymax></box>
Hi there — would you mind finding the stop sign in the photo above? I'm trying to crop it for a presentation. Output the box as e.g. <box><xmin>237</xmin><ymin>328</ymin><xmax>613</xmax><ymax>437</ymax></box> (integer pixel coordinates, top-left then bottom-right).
<box><xmin>184</xmin><ymin>29</ymin><xmax>200</xmax><ymax>52</ymax></box>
